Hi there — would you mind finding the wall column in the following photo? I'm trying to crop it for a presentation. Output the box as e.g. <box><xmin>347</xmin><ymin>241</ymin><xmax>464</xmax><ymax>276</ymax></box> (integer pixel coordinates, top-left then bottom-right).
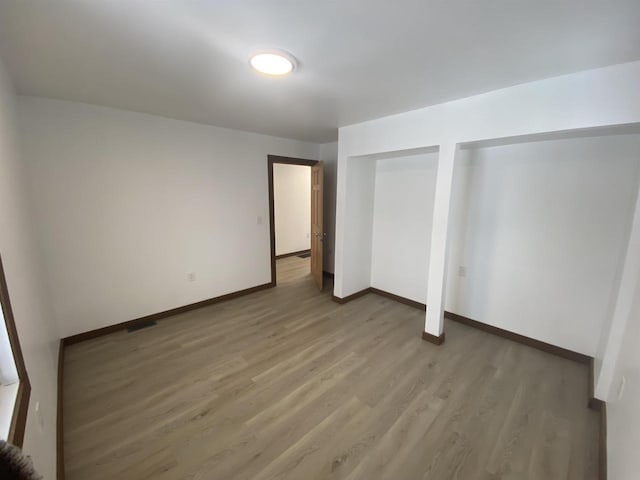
<box><xmin>423</xmin><ymin>142</ymin><xmax>458</xmax><ymax>344</ymax></box>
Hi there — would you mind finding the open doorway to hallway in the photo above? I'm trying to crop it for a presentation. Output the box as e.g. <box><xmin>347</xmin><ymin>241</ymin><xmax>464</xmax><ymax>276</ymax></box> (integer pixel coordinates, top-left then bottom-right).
<box><xmin>267</xmin><ymin>155</ymin><xmax>324</xmax><ymax>288</ymax></box>
<box><xmin>274</xmin><ymin>161</ymin><xmax>312</xmax><ymax>283</ymax></box>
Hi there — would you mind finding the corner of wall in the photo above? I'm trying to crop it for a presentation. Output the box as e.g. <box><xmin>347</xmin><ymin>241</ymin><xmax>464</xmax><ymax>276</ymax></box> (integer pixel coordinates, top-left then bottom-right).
<box><xmin>0</xmin><ymin>57</ymin><xmax>59</xmax><ymax>480</ymax></box>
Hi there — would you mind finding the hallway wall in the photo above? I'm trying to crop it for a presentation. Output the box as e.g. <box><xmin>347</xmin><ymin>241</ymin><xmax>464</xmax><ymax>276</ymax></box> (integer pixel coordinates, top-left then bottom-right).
<box><xmin>273</xmin><ymin>163</ymin><xmax>311</xmax><ymax>256</ymax></box>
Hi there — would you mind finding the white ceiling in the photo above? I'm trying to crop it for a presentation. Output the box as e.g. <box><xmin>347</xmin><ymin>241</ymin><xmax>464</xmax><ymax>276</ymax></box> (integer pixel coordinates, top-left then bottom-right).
<box><xmin>1</xmin><ymin>1</ymin><xmax>639</xmax><ymax>143</ymax></box>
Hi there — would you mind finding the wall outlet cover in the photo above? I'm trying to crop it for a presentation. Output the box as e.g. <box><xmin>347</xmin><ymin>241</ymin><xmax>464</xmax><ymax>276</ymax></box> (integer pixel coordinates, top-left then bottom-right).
<box><xmin>618</xmin><ymin>375</ymin><xmax>627</xmax><ymax>400</ymax></box>
<box><xmin>35</xmin><ymin>401</ymin><xmax>44</xmax><ymax>429</ymax></box>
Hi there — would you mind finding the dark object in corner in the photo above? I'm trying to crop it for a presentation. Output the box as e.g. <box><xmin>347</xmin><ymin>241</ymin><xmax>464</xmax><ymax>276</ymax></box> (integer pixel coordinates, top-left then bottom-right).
<box><xmin>0</xmin><ymin>441</ymin><xmax>43</xmax><ymax>480</ymax></box>
<box><xmin>127</xmin><ymin>320</ymin><xmax>157</xmax><ymax>332</ymax></box>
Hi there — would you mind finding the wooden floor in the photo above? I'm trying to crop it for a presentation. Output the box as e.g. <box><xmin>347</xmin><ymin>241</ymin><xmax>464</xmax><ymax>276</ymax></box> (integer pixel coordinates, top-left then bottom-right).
<box><xmin>63</xmin><ymin>257</ymin><xmax>599</xmax><ymax>479</ymax></box>
<box><xmin>275</xmin><ymin>254</ymin><xmax>311</xmax><ymax>284</ymax></box>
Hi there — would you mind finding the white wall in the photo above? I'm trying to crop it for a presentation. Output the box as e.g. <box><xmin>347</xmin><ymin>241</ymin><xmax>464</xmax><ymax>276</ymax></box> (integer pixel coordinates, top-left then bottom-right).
<box><xmin>370</xmin><ymin>153</ymin><xmax>438</xmax><ymax>303</ymax></box>
<box><xmin>445</xmin><ymin>135</ymin><xmax>640</xmax><ymax>355</ymax></box>
<box><xmin>595</xmin><ymin>162</ymin><xmax>640</xmax><ymax>402</ymax></box>
<box><xmin>319</xmin><ymin>142</ymin><xmax>337</xmax><ymax>273</ymax></box>
<box><xmin>340</xmin><ymin>156</ymin><xmax>377</xmax><ymax>295</ymax></box>
<box><xmin>335</xmin><ymin>61</ymin><xmax>640</xmax><ymax>298</ymax></box>
<box><xmin>607</xmin><ymin>265</ymin><xmax>640</xmax><ymax>480</ymax></box>
<box><xmin>273</xmin><ymin>164</ymin><xmax>311</xmax><ymax>256</ymax></box>
<box><xmin>17</xmin><ymin>97</ymin><xmax>319</xmax><ymax>338</ymax></box>
<box><xmin>0</xmin><ymin>60</ymin><xmax>58</xmax><ymax>478</ymax></box>
<box><xmin>338</xmin><ymin>61</ymin><xmax>640</xmax><ymax>158</ymax></box>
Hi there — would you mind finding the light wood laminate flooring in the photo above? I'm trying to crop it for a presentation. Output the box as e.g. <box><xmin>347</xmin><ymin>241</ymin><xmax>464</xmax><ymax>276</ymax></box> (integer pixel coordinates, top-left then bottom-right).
<box><xmin>63</xmin><ymin>257</ymin><xmax>599</xmax><ymax>479</ymax></box>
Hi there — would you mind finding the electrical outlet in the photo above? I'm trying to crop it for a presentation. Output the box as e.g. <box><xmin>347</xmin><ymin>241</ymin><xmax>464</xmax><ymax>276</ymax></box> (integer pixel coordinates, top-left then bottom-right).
<box><xmin>618</xmin><ymin>376</ymin><xmax>626</xmax><ymax>400</ymax></box>
<box><xmin>458</xmin><ymin>266</ymin><xmax>467</xmax><ymax>277</ymax></box>
<box><xmin>188</xmin><ymin>272</ymin><xmax>196</xmax><ymax>282</ymax></box>
<box><xmin>35</xmin><ymin>401</ymin><xmax>44</xmax><ymax>429</ymax></box>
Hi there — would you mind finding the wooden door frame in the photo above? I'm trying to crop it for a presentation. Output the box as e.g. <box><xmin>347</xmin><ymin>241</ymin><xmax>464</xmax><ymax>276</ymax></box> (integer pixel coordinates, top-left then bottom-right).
<box><xmin>0</xmin><ymin>253</ymin><xmax>31</xmax><ymax>447</ymax></box>
<box><xmin>267</xmin><ymin>155</ymin><xmax>319</xmax><ymax>285</ymax></box>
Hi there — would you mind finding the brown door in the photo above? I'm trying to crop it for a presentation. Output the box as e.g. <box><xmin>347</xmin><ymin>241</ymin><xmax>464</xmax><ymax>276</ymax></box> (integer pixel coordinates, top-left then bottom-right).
<box><xmin>311</xmin><ymin>162</ymin><xmax>324</xmax><ymax>290</ymax></box>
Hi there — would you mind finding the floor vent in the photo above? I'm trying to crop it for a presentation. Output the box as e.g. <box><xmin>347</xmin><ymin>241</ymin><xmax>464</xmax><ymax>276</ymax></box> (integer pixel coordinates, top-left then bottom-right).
<box><xmin>127</xmin><ymin>320</ymin><xmax>157</xmax><ymax>333</ymax></box>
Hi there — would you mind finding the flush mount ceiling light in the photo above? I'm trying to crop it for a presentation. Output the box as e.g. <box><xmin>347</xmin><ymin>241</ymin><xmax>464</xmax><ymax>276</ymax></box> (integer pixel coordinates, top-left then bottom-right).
<box><xmin>249</xmin><ymin>51</ymin><xmax>296</xmax><ymax>76</ymax></box>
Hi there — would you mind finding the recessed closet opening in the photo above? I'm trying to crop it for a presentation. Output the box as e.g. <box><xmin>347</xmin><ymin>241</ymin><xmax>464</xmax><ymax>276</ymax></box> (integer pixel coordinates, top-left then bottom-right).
<box><xmin>446</xmin><ymin>126</ymin><xmax>640</xmax><ymax>355</ymax></box>
<box><xmin>338</xmin><ymin>146</ymin><xmax>439</xmax><ymax>300</ymax></box>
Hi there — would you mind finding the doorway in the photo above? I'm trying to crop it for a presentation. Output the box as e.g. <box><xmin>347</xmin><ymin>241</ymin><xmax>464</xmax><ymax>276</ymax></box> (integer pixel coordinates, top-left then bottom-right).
<box><xmin>267</xmin><ymin>155</ymin><xmax>324</xmax><ymax>289</ymax></box>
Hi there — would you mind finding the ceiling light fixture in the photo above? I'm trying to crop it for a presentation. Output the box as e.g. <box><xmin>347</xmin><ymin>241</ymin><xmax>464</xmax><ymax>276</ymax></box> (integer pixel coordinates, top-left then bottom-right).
<box><xmin>249</xmin><ymin>51</ymin><xmax>296</xmax><ymax>76</ymax></box>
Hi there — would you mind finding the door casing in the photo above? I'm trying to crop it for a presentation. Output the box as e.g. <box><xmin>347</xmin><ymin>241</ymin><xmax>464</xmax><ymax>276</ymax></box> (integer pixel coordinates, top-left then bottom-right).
<box><xmin>267</xmin><ymin>155</ymin><xmax>321</xmax><ymax>287</ymax></box>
